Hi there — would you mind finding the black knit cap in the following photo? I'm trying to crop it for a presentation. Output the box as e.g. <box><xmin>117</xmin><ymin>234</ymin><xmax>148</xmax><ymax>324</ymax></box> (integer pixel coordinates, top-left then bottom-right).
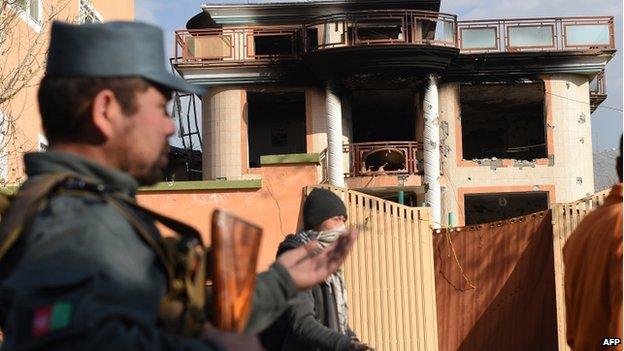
<box><xmin>303</xmin><ymin>188</ymin><xmax>348</xmax><ymax>230</ymax></box>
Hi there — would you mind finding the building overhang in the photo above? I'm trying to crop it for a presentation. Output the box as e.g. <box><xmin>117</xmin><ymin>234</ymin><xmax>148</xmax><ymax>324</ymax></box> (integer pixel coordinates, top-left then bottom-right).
<box><xmin>445</xmin><ymin>50</ymin><xmax>616</xmax><ymax>81</ymax></box>
<box><xmin>191</xmin><ymin>0</ymin><xmax>441</xmax><ymax>27</ymax></box>
<box><xmin>175</xmin><ymin>63</ymin><xmax>315</xmax><ymax>87</ymax></box>
<box><xmin>304</xmin><ymin>45</ymin><xmax>460</xmax><ymax>78</ymax></box>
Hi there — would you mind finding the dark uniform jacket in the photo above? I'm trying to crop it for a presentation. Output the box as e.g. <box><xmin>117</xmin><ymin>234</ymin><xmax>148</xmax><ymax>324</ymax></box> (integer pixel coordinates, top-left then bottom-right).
<box><xmin>0</xmin><ymin>152</ymin><xmax>298</xmax><ymax>350</ymax></box>
<box><xmin>261</xmin><ymin>234</ymin><xmax>354</xmax><ymax>351</ymax></box>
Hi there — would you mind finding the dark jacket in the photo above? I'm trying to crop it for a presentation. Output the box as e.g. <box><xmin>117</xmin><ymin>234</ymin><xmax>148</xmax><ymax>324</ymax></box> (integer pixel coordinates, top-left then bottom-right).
<box><xmin>263</xmin><ymin>234</ymin><xmax>354</xmax><ymax>351</ymax></box>
<box><xmin>0</xmin><ymin>152</ymin><xmax>298</xmax><ymax>350</ymax></box>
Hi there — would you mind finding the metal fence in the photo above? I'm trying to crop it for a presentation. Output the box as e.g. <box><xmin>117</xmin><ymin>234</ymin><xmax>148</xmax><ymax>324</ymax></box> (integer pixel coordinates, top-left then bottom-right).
<box><xmin>550</xmin><ymin>188</ymin><xmax>612</xmax><ymax>351</ymax></box>
<box><xmin>306</xmin><ymin>185</ymin><xmax>439</xmax><ymax>351</ymax></box>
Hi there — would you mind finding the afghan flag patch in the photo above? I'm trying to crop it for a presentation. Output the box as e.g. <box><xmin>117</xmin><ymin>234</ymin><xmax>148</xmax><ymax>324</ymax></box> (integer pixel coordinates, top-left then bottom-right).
<box><xmin>32</xmin><ymin>302</ymin><xmax>73</xmax><ymax>337</ymax></box>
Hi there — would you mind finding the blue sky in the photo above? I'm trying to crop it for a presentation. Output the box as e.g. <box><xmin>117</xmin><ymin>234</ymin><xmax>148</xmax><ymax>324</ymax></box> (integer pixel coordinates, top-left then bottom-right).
<box><xmin>136</xmin><ymin>0</ymin><xmax>623</xmax><ymax>151</ymax></box>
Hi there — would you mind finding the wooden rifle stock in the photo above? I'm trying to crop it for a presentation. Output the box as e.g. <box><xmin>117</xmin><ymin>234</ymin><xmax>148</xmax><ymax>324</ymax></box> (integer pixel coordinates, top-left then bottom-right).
<box><xmin>210</xmin><ymin>210</ymin><xmax>262</xmax><ymax>332</ymax></box>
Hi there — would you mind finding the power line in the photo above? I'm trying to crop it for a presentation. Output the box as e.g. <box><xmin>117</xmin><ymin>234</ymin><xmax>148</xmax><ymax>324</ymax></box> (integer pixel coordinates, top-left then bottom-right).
<box><xmin>545</xmin><ymin>90</ymin><xmax>623</xmax><ymax>113</ymax></box>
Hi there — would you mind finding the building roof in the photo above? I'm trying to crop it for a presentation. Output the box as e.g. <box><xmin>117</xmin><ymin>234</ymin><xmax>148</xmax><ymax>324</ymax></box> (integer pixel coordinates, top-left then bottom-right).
<box><xmin>188</xmin><ymin>0</ymin><xmax>440</xmax><ymax>27</ymax></box>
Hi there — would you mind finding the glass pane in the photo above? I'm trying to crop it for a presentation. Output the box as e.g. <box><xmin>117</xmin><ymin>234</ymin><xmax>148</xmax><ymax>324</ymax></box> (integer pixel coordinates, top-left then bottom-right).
<box><xmin>190</xmin><ymin>36</ymin><xmax>232</xmax><ymax>58</ymax></box>
<box><xmin>508</xmin><ymin>25</ymin><xmax>553</xmax><ymax>47</ymax></box>
<box><xmin>461</xmin><ymin>28</ymin><xmax>496</xmax><ymax>49</ymax></box>
<box><xmin>29</xmin><ymin>0</ymin><xmax>38</xmax><ymax>20</ymax></box>
<box><xmin>566</xmin><ymin>24</ymin><xmax>610</xmax><ymax>46</ymax></box>
<box><xmin>435</xmin><ymin>21</ymin><xmax>456</xmax><ymax>44</ymax></box>
<box><xmin>589</xmin><ymin>76</ymin><xmax>599</xmax><ymax>92</ymax></box>
<box><xmin>320</xmin><ymin>22</ymin><xmax>344</xmax><ymax>46</ymax></box>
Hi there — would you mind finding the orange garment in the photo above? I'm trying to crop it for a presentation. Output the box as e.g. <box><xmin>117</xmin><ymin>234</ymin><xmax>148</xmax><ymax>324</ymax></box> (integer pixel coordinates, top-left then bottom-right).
<box><xmin>564</xmin><ymin>183</ymin><xmax>623</xmax><ymax>351</ymax></box>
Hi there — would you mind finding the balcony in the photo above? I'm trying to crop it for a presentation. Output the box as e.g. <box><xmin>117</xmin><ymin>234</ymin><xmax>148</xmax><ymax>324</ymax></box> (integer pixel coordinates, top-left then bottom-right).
<box><xmin>589</xmin><ymin>70</ymin><xmax>607</xmax><ymax>112</ymax></box>
<box><xmin>457</xmin><ymin>16</ymin><xmax>615</xmax><ymax>54</ymax></box>
<box><xmin>173</xmin><ymin>14</ymin><xmax>615</xmax><ymax>84</ymax></box>
<box><xmin>344</xmin><ymin>141</ymin><xmax>424</xmax><ymax>177</ymax></box>
<box><xmin>303</xmin><ymin>10</ymin><xmax>457</xmax><ymax>51</ymax></box>
<box><xmin>174</xmin><ymin>26</ymin><xmax>302</xmax><ymax>67</ymax></box>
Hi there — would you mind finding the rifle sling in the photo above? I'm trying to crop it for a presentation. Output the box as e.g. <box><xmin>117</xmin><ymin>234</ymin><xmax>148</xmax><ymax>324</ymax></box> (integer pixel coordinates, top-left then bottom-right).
<box><xmin>0</xmin><ymin>173</ymin><xmax>73</xmax><ymax>263</ymax></box>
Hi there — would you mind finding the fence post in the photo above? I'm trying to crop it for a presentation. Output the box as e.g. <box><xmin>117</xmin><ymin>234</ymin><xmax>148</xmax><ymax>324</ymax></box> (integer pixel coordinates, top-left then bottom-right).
<box><xmin>551</xmin><ymin>204</ymin><xmax>571</xmax><ymax>351</ymax></box>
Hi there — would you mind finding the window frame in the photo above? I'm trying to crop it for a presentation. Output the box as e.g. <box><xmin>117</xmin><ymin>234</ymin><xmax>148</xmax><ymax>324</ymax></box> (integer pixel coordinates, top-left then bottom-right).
<box><xmin>13</xmin><ymin>0</ymin><xmax>43</xmax><ymax>32</ymax></box>
<box><xmin>78</xmin><ymin>0</ymin><xmax>103</xmax><ymax>24</ymax></box>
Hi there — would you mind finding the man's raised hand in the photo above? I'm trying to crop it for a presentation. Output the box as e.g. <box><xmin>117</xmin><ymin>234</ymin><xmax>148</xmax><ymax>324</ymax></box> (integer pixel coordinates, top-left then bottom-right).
<box><xmin>278</xmin><ymin>229</ymin><xmax>358</xmax><ymax>290</ymax></box>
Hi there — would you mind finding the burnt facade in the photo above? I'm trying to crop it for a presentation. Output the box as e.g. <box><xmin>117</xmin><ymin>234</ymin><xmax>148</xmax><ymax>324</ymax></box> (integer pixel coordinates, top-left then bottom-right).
<box><xmin>173</xmin><ymin>0</ymin><xmax>616</xmax><ymax>226</ymax></box>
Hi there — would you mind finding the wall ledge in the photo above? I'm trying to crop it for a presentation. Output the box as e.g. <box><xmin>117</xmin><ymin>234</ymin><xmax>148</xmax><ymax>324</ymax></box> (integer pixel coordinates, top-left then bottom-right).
<box><xmin>261</xmin><ymin>153</ymin><xmax>320</xmax><ymax>165</ymax></box>
<box><xmin>0</xmin><ymin>186</ymin><xmax>18</xmax><ymax>196</ymax></box>
<box><xmin>139</xmin><ymin>179</ymin><xmax>262</xmax><ymax>192</ymax></box>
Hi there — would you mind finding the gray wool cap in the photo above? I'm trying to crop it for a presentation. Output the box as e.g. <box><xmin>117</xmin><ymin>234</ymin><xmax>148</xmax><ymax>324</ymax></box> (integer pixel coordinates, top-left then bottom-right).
<box><xmin>46</xmin><ymin>21</ymin><xmax>204</xmax><ymax>95</ymax></box>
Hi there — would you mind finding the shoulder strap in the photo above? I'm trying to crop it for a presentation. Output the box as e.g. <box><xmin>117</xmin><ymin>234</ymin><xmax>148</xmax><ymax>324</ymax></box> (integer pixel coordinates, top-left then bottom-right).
<box><xmin>0</xmin><ymin>193</ymin><xmax>13</xmax><ymax>217</ymax></box>
<box><xmin>0</xmin><ymin>173</ymin><xmax>72</xmax><ymax>263</ymax></box>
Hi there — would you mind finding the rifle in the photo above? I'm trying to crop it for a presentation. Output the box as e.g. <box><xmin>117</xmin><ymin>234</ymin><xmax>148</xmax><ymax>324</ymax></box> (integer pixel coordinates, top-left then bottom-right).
<box><xmin>210</xmin><ymin>210</ymin><xmax>263</xmax><ymax>332</ymax></box>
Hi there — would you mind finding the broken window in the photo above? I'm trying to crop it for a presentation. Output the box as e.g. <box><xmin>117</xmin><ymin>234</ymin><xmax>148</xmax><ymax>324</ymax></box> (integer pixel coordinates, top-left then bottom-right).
<box><xmin>253</xmin><ymin>35</ymin><xmax>294</xmax><ymax>56</ymax></box>
<box><xmin>247</xmin><ymin>92</ymin><xmax>306</xmax><ymax>168</ymax></box>
<box><xmin>352</xmin><ymin>19</ymin><xmax>404</xmax><ymax>42</ymax></box>
<box><xmin>460</xmin><ymin>82</ymin><xmax>547</xmax><ymax>160</ymax></box>
<box><xmin>464</xmin><ymin>191</ymin><xmax>549</xmax><ymax>225</ymax></box>
<box><xmin>352</xmin><ymin>89</ymin><xmax>415</xmax><ymax>143</ymax></box>
<box><xmin>164</xmin><ymin>147</ymin><xmax>202</xmax><ymax>181</ymax></box>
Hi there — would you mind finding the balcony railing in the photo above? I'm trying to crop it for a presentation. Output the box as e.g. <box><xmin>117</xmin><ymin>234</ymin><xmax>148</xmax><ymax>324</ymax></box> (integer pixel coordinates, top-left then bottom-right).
<box><xmin>303</xmin><ymin>10</ymin><xmax>458</xmax><ymax>51</ymax></box>
<box><xmin>344</xmin><ymin>141</ymin><xmax>424</xmax><ymax>177</ymax></box>
<box><xmin>174</xmin><ymin>26</ymin><xmax>301</xmax><ymax>65</ymax></box>
<box><xmin>173</xmin><ymin>15</ymin><xmax>615</xmax><ymax>67</ymax></box>
<box><xmin>457</xmin><ymin>16</ymin><xmax>615</xmax><ymax>53</ymax></box>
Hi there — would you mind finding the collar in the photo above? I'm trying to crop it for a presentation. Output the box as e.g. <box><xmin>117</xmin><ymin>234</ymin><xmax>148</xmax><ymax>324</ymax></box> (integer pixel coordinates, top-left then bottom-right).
<box><xmin>24</xmin><ymin>152</ymin><xmax>139</xmax><ymax>196</ymax></box>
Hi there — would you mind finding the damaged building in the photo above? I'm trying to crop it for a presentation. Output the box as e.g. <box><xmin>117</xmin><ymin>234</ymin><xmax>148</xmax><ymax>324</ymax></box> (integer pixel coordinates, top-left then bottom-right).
<box><xmin>167</xmin><ymin>0</ymin><xmax>615</xmax><ymax>227</ymax></box>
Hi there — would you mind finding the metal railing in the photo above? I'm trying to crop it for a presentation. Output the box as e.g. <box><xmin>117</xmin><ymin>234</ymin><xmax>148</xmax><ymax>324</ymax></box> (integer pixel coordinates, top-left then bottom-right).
<box><xmin>344</xmin><ymin>141</ymin><xmax>423</xmax><ymax>177</ymax></box>
<box><xmin>303</xmin><ymin>10</ymin><xmax>458</xmax><ymax>51</ymax></box>
<box><xmin>173</xmin><ymin>15</ymin><xmax>615</xmax><ymax>67</ymax></box>
<box><xmin>457</xmin><ymin>16</ymin><xmax>615</xmax><ymax>53</ymax></box>
<box><xmin>174</xmin><ymin>26</ymin><xmax>301</xmax><ymax>65</ymax></box>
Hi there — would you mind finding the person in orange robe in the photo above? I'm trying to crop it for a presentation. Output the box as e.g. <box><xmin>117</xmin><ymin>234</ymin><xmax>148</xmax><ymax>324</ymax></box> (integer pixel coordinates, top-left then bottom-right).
<box><xmin>564</xmin><ymin>136</ymin><xmax>623</xmax><ymax>351</ymax></box>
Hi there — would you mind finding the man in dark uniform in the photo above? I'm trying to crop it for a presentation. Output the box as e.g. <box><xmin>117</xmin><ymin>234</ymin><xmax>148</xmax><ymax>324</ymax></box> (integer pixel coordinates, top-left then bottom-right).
<box><xmin>0</xmin><ymin>21</ymin><xmax>357</xmax><ymax>350</ymax></box>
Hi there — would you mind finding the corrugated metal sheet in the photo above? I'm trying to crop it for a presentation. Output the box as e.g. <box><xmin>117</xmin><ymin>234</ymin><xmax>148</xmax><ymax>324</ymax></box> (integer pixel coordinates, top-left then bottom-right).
<box><xmin>307</xmin><ymin>185</ymin><xmax>439</xmax><ymax>351</ymax></box>
<box><xmin>433</xmin><ymin>212</ymin><xmax>558</xmax><ymax>351</ymax></box>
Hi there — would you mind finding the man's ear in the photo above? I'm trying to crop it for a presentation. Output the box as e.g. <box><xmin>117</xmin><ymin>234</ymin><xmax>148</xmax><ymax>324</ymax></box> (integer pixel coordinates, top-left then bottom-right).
<box><xmin>91</xmin><ymin>89</ymin><xmax>122</xmax><ymax>139</ymax></box>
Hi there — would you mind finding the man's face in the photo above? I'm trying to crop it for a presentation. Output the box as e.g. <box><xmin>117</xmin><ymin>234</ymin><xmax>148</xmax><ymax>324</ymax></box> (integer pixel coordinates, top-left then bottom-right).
<box><xmin>116</xmin><ymin>86</ymin><xmax>175</xmax><ymax>185</ymax></box>
<box><xmin>315</xmin><ymin>215</ymin><xmax>348</xmax><ymax>232</ymax></box>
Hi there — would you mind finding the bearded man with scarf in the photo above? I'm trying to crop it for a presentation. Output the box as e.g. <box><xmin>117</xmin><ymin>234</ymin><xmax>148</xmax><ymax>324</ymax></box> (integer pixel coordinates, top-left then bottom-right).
<box><xmin>261</xmin><ymin>188</ymin><xmax>373</xmax><ymax>351</ymax></box>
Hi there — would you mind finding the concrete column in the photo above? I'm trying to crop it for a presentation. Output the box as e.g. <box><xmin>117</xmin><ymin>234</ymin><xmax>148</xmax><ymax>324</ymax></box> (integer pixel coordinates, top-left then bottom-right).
<box><xmin>326</xmin><ymin>82</ymin><xmax>345</xmax><ymax>187</ymax></box>
<box><xmin>202</xmin><ymin>88</ymin><xmax>245</xmax><ymax>180</ymax></box>
<box><xmin>423</xmin><ymin>74</ymin><xmax>441</xmax><ymax>228</ymax></box>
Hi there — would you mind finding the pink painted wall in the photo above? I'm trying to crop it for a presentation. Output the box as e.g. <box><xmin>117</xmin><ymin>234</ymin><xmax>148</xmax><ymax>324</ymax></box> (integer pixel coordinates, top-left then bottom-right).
<box><xmin>137</xmin><ymin>163</ymin><xmax>319</xmax><ymax>271</ymax></box>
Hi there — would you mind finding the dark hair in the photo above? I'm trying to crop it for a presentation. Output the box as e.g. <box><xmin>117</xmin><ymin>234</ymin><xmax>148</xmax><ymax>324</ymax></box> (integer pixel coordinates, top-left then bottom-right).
<box><xmin>38</xmin><ymin>76</ymin><xmax>151</xmax><ymax>143</ymax></box>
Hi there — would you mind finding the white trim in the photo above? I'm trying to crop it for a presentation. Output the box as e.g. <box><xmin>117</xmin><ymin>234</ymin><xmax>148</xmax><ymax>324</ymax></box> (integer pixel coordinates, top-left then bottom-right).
<box><xmin>0</xmin><ymin>113</ymin><xmax>9</xmax><ymax>182</ymax></box>
<box><xmin>13</xmin><ymin>0</ymin><xmax>43</xmax><ymax>33</ymax></box>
